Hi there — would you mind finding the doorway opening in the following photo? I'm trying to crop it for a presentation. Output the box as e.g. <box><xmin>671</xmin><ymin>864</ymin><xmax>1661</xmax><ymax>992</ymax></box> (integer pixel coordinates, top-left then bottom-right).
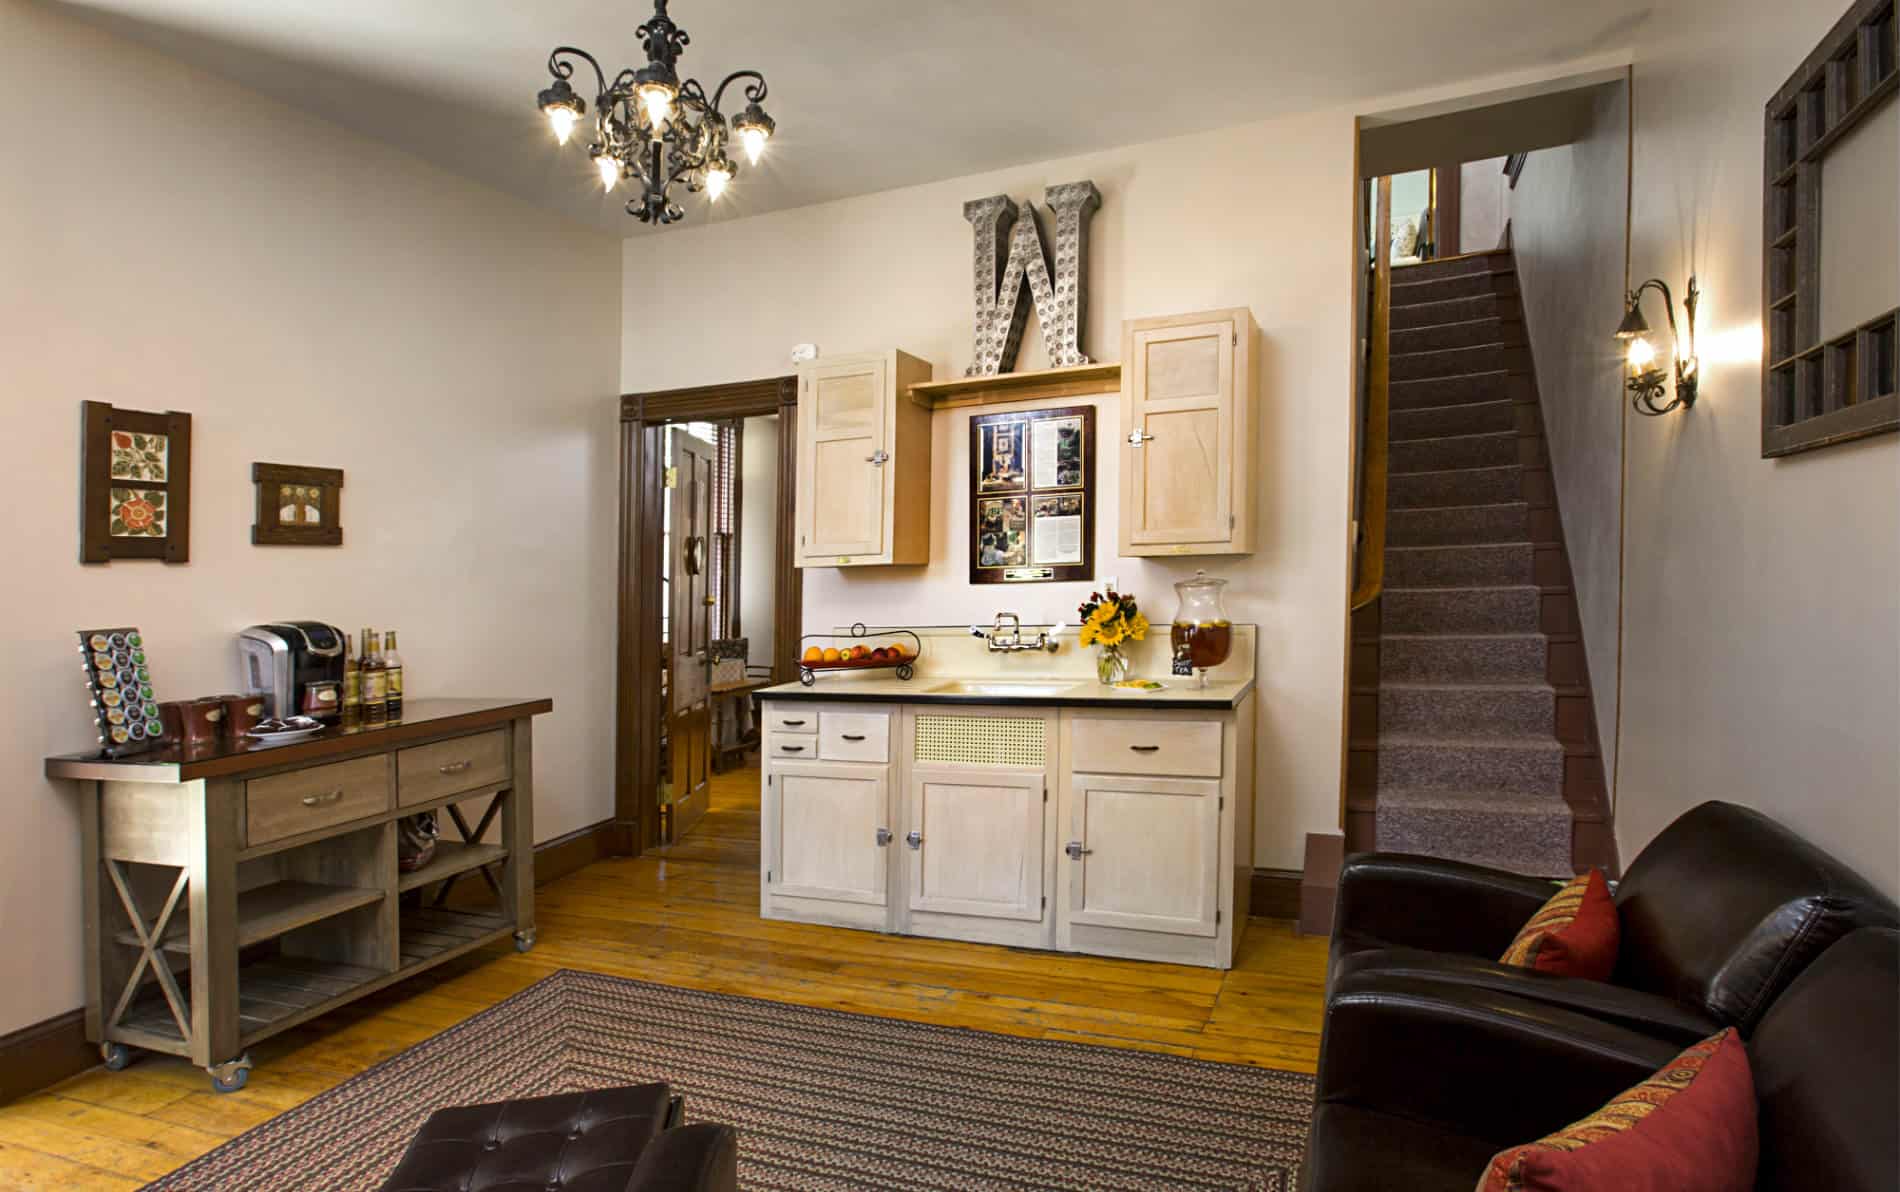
<box><xmin>616</xmin><ymin>378</ymin><xmax>801</xmax><ymax>854</ymax></box>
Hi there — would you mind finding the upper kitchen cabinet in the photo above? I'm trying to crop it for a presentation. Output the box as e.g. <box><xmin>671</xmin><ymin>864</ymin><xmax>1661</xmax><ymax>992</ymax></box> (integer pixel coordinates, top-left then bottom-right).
<box><xmin>794</xmin><ymin>349</ymin><xmax>933</xmax><ymax>568</ymax></box>
<box><xmin>1119</xmin><ymin>308</ymin><xmax>1258</xmax><ymax>556</ymax></box>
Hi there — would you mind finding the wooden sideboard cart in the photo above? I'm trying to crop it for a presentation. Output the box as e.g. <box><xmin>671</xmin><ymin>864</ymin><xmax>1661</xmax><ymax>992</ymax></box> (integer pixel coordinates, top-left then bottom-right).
<box><xmin>45</xmin><ymin>697</ymin><xmax>549</xmax><ymax>1092</ymax></box>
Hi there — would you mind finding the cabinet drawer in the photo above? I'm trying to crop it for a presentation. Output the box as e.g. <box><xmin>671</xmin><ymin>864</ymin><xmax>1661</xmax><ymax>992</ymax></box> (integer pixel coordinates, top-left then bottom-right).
<box><xmin>767</xmin><ymin>735</ymin><xmax>821</xmax><ymax>761</ymax></box>
<box><xmin>1069</xmin><ymin>716</ymin><xmax>1221</xmax><ymax>778</ymax></box>
<box><xmin>820</xmin><ymin>712</ymin><xmax>889</xmax><ymax>763</ymax></box>
<box><xmin>397</xmin><ymin>730</ymin><xmax>509</xmax><ymax>807</ymax></box>
<box><xmin>246</xmin><ymin>754</ymin><xmax>391</xmax><ymax>847</ymax></box>
<box><xmin>765</xmin><ymin>707</ymin><xmax>818</xmax><ymax>734</ymax></box>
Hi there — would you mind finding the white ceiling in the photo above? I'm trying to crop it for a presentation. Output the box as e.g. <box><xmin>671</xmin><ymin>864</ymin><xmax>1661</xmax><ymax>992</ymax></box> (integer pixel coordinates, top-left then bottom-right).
<box><xmin>57</xmin><ymin>0</ymin><xmax>1654</xmax><ymax>236</ymax></box>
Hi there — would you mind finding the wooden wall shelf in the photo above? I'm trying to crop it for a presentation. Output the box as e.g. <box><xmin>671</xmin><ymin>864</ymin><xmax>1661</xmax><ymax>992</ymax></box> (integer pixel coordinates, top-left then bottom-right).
<box><xmin>910</xmin><ymin>362</ymin><xmax>1122</xmax><ymax>410</ymax></box>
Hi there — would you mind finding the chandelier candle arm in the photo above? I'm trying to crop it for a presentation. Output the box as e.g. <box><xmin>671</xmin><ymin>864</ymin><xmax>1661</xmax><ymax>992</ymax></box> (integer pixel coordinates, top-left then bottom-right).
<box><xmin>536</xmin><ymin>0</ymin><xmax>776</xmax><ymax>225</ymax></box>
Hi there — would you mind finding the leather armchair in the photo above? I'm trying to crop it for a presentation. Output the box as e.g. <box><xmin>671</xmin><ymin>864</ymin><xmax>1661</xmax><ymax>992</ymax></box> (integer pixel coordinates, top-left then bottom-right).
<box><xmin>379</xmin><ymin>1083</ymin><xmax>738</xmax><ymax>1192</ymax></box>
<box><xmin>1329</xmin><ymin>800</ymin><xmax>1897</xmax><ymax>1042</ymax></box>
<box><xmin>1304</xmin><ymin>928</ymin><xmax>1899</xmax><ymax>1191</ymax></box>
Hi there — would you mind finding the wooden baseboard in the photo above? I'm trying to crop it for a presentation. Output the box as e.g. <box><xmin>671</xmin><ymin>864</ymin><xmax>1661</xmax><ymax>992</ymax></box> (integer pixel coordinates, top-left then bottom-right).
<box><xmin>1</xmin><ymin>816</ymin><xmax>635</xmax><ymax>1106</ymax></box>
<box><xmin>1249</xmin><ymin>867</ymin><xmax>1303</xmax><ymax>920</ymax></box>
<box><xmin>0</xmin><ymin>1009</ymin><xmax>91</xmax><ymax>1107</ymax></box>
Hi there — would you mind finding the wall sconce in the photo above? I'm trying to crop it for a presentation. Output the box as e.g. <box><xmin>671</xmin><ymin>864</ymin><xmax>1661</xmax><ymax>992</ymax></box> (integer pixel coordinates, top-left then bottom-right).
<box><xmin>1614</xmin><ymin>275</ymin><xmax>1699</xmax><ymax>416</ymax></box>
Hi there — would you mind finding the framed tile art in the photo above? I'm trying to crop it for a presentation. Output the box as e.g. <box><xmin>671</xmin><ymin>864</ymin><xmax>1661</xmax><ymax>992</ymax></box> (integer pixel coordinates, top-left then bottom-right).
<box><xmin>252</xmin><ymin>462</ymin><xmax>344</xmax><ymax>546</ymax></box>
<box><xmin>79</xmin><ymin>401</ymin><xmax>191</xmax><ymax>564</ymax></box>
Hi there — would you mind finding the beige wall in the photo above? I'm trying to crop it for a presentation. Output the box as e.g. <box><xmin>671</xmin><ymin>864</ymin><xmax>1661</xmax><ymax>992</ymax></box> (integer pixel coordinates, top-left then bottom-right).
<box><xmin>1614</xmin><ymin>0</ymin><xmax>1898</xmax><ymax>894</ymax></box>
<box><xmin>1507</xmin><ymin>82</ymin><xmax>1631</xmax><ymax>785</ymax></box>
<box><xmin>0</xmin><ymin>0</ymin><xmax>623</xmax><ymax>1036</ymax></box>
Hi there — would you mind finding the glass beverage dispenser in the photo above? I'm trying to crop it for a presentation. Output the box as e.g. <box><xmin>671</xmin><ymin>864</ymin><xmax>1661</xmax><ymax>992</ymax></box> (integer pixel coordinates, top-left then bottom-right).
<box><xmin>1170</xmin><ymin>571</ymin><xmax>1233</xmax><ymax>689</ymax></box>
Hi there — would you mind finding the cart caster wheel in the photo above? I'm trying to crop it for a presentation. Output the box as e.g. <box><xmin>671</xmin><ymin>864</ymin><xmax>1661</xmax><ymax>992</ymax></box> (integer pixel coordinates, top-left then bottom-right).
<box><xmin>100</xmin><ymin>1042</ymin><xmax>132</xmax><ymax>1071</ymax></box>
<box><xmin>896</xmin><ymin>664</ymin><xmax>914</xmax><ymax>681</ymax></box>
<box><xmin>207</xmin><ymin>1055</ymin><xmax>252</xmax><ymax>1094</ymax></box>
<box><xmin>514</xmin><ymin>928</ymin><xmax>537</xmax><ymax>953</ymax></box>
<box><xmin>799</xmin><ymin>667</ymin><xmax>815</xmax><ymax>687</ymax></box>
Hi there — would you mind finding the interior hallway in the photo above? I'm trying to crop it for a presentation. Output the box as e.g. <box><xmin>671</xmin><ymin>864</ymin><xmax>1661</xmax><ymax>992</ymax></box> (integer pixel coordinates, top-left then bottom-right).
<box><xmin>0</xmin><ymin>761</ymin><xmax>1327</xmax><ymax>1187</ymax></box>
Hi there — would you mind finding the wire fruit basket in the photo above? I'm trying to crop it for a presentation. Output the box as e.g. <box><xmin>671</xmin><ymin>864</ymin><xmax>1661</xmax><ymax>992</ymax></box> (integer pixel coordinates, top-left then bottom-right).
<box><xmin>798</xmin><ymin>623</ymin><xmax>922</xmax><ymax>686</ymax></box>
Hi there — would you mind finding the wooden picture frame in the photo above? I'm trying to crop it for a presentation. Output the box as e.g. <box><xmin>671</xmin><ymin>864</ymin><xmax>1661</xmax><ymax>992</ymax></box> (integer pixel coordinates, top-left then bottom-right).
<box><xmin>968</xmin><ymin>404</ymin><xmax>1095</xmax><ymax>585</ymax></box>
<box><xmin>1760</xmin><ymin>0</ymin><xmax>1898</xmax><ymax>458</ymax></box>
<box><xmin>79</xmin><ymin>401</ymin><xmax>191</xmax><ymax>564</ymax></box>
<box><xmin>252</xmin><ymin>463</ymin><xmax>344</xmax><ymax>546</ymax></box>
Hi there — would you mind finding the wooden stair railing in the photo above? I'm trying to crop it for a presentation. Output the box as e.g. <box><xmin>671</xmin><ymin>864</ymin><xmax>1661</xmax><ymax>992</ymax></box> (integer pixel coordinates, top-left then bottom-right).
<box><xmin>1350</xmin><ymin>175</ymin><xmax>1392</xmax><ymax>612</ymax></box>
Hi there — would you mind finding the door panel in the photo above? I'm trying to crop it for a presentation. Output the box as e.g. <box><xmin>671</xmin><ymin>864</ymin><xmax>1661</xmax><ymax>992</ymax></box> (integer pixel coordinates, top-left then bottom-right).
<box><xmin>666</xmin><ymin>429</ymin><xmax>714</xmax><ymax>841</ymax></box>
<box><xmin>907</xmin><ymin>766</ymin><xmax>1043</xmax><ymax>921</ymax></box>
<box><xmin>768</xmin><ymin>763</ymin><xmax>890</xmax><ymax>905</ymax></box>
<box><xmin>1126</xmin><ymin>322</ymin><xmax>1234</xmax><ymax>546</ymax></box>
<box><xmin>800</xmin><ymin>357</ymin><xmax>889</xmax><ymax>558</ymax></box>
<box><xmin>1063</xmin><ymin>773</ymin><xmax>1220</xmax><ymax>937</ymax></box>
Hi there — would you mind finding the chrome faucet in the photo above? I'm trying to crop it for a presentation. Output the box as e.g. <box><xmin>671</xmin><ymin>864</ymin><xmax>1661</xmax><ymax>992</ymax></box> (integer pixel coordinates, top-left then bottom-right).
<box><xmin>972</xmin><ymin>612</ymin><xmax>1064</xmax><ymax>653</ymax></box>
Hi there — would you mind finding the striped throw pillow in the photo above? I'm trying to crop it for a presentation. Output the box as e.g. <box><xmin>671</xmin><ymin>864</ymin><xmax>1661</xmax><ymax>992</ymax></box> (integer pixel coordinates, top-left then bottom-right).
<box><xmin>1498</xmin><ymin>868</ymin><xmax>1618</xmax><ymax>981</ymax></box>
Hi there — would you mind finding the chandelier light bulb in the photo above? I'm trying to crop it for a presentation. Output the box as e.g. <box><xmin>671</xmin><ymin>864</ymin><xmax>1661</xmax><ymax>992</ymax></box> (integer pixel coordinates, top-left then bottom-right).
<box><xmin>739</xmin><ymin>125</ymin><xmax>767</xmax><ymax>166</ymax></box>
<box><xmin>547</xmin><ymin>106</ymin><xmax>580</xmax><ymax>145</ymax></box>
<box><xmin>595</xmin><ymin>153</ymin><xmax>620</xmax><ymax>192</ymax></box>
<box><xmin>638</xmin><ymin>83</ymin><xmax>675</xmax><ymax>129</ymax></box>
<box><xmin>706</xmin><ymin>163</ymin><xmax>732</xmax><ymax>200</ymax></box>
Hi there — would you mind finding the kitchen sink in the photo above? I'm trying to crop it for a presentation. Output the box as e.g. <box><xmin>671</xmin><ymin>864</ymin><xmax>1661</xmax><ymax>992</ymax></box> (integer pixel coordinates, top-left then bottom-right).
<box><xmin>924</xmin><ymin>680</ymin><xmax>1076</xmax><ymax>697</ymax></box>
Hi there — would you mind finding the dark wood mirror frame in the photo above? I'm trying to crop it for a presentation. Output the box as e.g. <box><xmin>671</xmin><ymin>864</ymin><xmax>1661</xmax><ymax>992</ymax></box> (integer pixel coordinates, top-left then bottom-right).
<box><xmin>614</xmin><ymin>377</ymin><xmax>800</xmax><ymax>852</ymax></box>
<box><xmin>1760</xmin><ymin>0</ymin><xmax>1898</xmax><ymax>458</ymax></box>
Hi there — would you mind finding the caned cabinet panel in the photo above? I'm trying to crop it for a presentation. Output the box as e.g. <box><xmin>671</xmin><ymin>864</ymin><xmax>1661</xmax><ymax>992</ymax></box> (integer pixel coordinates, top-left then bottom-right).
<box><xmin>766</xmin><ymin>761</ymin><xmax>890</xmax><ymax>906</ymax></box>
<box><xmin>795</xmin><ymin>350</ymin><xmax>932</xmax><ymax>567</ymax></box>
<box><xmin>906</xmin><ymin>765</ymin><xmax>1043</xmax><ymax>921</ymax></box>
<box><xmin>1120</xmin><ymin>309</ymin><xmax>1257</xmax><ymax>556</ymax></box>
<box><xmin>1061</xmin><ymin>773</ymin><xmax>1221</xmax><ymax>938</ymax></box>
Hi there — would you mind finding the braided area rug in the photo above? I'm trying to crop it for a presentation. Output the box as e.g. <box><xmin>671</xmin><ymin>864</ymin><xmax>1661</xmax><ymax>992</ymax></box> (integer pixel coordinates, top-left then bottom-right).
<box><xmin>145</xmin><ymin>968</ymin><xmax>1314</xmax><ymax>1190</ymax></box>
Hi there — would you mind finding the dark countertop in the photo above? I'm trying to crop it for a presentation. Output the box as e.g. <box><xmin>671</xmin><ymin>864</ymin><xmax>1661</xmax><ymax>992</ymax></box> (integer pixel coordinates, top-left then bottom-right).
<box><xmin>45</xmin><ymin>697</ymin><xmax>553</xmax><ymax>783</ymax></box>
<box><xmin>756</xmin><ymin>676</ymin><xmax>1254</xmax><ymax>711</ymax></box>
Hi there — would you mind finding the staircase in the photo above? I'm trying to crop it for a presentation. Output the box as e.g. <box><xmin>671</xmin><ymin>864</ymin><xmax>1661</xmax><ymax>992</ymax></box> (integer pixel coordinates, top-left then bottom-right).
<box><xmin>1348</xmin><ymin>247</ymin><xmax>1616</xmax><ymax>877</ymax></box>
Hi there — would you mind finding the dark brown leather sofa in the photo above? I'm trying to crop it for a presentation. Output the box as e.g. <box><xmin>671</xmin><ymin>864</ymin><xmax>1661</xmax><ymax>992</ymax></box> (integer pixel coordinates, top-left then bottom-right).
<box><xmin>1328</xmin><ymin>801</ymin><xmax>1898</xmax><ymax>1043</ymax></box>
<box><xmin>378</xmin><ymin>1083</ymin><xmax>737</xmax><ymax>1192</ymax></box>
<box><xmin>1302</xmin><ymin>927</ymin><xmax>1900</xmax><ymax>1191</ymax></box>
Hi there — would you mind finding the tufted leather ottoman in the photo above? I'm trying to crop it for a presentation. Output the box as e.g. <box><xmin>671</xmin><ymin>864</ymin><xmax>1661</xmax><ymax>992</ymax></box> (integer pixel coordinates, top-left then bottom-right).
<box><xmin>378</xmin><ymin>1082</ymin><xmax>737</xmax><ymax>1192</ymax></box>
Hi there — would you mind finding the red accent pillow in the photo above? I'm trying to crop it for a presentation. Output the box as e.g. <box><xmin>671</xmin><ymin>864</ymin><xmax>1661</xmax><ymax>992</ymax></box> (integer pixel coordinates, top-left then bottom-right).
<box><xmin>1477</xmin><ymin>1028</ymin><xmax>1757</xmax><ymax>1192</ymax></box>
<box><xmin>1498</xmin><ymin>868</ymin><xmax>1619</xmax><ymax>981</ymax></box>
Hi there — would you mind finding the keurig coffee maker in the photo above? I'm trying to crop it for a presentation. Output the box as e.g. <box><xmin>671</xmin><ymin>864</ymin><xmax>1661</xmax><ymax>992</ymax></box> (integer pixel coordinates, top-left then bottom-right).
<box><xmin>237</xmin><ymin>622</ymin><xmax>347</xmax><ymax>719</ymax></box>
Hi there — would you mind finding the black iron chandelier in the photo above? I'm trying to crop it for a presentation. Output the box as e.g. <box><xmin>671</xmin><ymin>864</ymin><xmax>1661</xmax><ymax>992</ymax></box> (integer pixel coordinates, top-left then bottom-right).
<box><xmin>536</xmin><ymin>0</ymin><xmax>776</xmax><ymax>224</ymax></box>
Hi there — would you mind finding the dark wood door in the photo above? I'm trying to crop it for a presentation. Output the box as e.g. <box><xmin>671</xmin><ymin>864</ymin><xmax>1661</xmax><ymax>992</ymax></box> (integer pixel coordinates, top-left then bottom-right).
<box><xmin>666</xmin><ymin>430</ymin><xmax>715</xmax><ymax>841</ymax></box>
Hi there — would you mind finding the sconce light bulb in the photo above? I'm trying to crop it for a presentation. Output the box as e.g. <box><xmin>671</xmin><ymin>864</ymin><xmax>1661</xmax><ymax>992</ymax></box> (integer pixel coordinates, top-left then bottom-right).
<box><xmin>547</xmin><ymin>106</ymin><xmax>580</xmax><ymax>145</ymax></box>
<box><xmin>740</xmin><ymin>125</ymin><xmax>768</xmax><ymax>165</ymax></box>
<box><xmin>1626</xmin><ymin>336</ymin><xmax>1657</xmax><ymax>370</ymax></box>
<box><xmin>595</xmin><ymin>153</ymin><xmax>620</xmax><ymax>192</ymax></box>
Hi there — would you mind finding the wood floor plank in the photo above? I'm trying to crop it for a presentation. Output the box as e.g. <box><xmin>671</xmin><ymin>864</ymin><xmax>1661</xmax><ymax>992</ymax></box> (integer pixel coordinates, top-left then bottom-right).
<box><xmin>0</xmin><ymin>759</ymin><xmax>1330</xmax><ymax>1184</ymax></box>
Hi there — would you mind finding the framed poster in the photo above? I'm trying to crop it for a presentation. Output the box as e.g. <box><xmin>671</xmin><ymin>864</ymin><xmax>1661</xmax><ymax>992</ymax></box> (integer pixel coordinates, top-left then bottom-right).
<box><xmin>968</xmin><ymin>405</ymin><xmax>1094</xmax><ymax>584</ymax></box>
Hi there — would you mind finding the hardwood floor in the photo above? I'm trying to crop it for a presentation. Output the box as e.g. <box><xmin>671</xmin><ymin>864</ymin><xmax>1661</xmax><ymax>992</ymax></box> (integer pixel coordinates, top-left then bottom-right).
<box><xmin>0</xmin><ymin>761</ymin><xmax>1329</xmax><ymax>1188</ymax></box>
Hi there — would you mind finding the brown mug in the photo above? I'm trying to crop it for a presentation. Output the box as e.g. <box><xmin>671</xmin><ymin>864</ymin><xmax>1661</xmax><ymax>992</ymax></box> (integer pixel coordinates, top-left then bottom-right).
<box><xmin>225</xmin><ymin>693</ymin><xmax>268</xmax><ymax>738</ymax></box>
<box><xmin>183</xmin><ymin>697</ymin><xmax>225</xmax><ymax>746</ymax></box>
<box><xmin>158</xmin><ymin>700</ymin><xmax>188</xmax><ymax>746</ymax></box>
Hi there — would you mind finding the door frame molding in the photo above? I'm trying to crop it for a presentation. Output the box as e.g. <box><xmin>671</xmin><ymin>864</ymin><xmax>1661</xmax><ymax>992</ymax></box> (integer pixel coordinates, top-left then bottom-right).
<box><xmin>617</xmin><ymin>376</ymin><xmax>800</xmax><ymax>853</ymax></box>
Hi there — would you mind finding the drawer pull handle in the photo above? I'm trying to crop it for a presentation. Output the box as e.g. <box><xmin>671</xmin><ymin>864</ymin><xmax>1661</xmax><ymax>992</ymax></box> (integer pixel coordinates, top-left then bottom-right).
<box><xmin>301</xmin><ymin>789</ymin><xmax>346</xmax><ymax>807</ymax></box>
<box><xmin>1129</xmin><ymin>745</ymin><xmax>1160</xmax><ymax>753</ymax></box>
<box><xmin>781</xmin><ymin>719</ymin><xmax>807</xmax><ymax>727</ymax></box>
<box><xmin>438</xmin><ymin>760</ymin><xmax>472</xmax><ymax>775</ymax></box>
<box><xmin>779</xmin><ymin>744</ymin><xmax>806</xmax><ymax>753</ymax></box>
<box><xmin>841</xmin><ymin>733</ymin><xmax>866</xmax><ymax>742</ymax></box>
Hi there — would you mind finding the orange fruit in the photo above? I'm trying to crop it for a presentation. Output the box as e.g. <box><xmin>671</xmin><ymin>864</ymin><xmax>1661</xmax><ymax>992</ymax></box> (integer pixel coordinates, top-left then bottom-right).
<box><xmin>821</xmin><ymin>647</ymin><xmax>842</xmax><ymax>663</ymax></box>
<box><xmin>803</xmin><ymin>646</ymin><xmax>823</xmax><ymax>663</ymax></box>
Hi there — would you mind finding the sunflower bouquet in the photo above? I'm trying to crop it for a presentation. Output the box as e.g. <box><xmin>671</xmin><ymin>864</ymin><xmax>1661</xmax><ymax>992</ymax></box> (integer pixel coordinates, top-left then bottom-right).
<box><xmin>1077</xmin><ymin>589</ymin><xmax>1149</xmax><ymax>684</ymax></box>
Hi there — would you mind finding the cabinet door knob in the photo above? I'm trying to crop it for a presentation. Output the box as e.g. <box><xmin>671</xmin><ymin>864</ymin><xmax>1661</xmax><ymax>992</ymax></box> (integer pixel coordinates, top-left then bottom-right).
<box><xmin>438</xmin><ymin>760</ymin><xmax>472</xmax><ymax>775</ymax></box>
<box><xmin>905</xmin><ymin>830</ymin><xmax>922</xmax><ymax>849</ymax></box>
<box><xmin>301</xmin><ymin>789</ymin><xmax>345</xmax><ymax>807</ymax></box>
<box><xmin>1129</xmin><ymin>744</ymin><xmax>1160</xmax><ymax>753</ymax></box>
<box><xmin>875</xmin><ymin>827</ymin><xmax>893</xmax><ymax>846</ymax></box>
<box><xmin>1065</xmin><ymin>840</ymin><xmax>1092</xmax><ymax>860</ymax></box>
<box><xmin>1127</xmin><ymin>430</ymin><xmax>1155</xmax><ymax>447</ymax></box>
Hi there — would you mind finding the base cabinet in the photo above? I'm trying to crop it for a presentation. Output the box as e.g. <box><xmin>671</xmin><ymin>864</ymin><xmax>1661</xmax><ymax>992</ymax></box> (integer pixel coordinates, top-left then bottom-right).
<box><xmin>762</xmin><ymin>698</ymin><xmax>1253</xmax><ymax>968</ymax></box>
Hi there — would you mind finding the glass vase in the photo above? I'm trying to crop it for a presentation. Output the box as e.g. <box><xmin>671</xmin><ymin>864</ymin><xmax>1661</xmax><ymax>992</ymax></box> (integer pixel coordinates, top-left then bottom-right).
<box><xmin>1095</xmin><ymin>645</ymin><xmax>1129</xmax><ymax>686</ymax></box>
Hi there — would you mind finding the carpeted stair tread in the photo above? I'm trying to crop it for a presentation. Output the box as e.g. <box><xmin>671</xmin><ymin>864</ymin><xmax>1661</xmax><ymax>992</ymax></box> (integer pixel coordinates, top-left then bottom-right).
<box><xmin>1376</xmin><ymin>731</ymin><xmax>1564</xmax><ymax>751</ymax></box>
<box><xmin>1389</xmin><ymin>370</ymin><xmax>1514</xmax><ymax>410</ymax></box>
<box><xmin>1391</xmin><ymin>269</ymin><xmax>1505</xmax><ymax>305</ymax></box>
<box><xmin>1380</xmin><ymin>633</ymin><xmax>1547</xmax><ymax>682</ymax></box>
<box><xmin>1389</xmin><ymin>465</ymin><xmax>1522</xmax><ymax>509</ymax></box>
<box><xmin>1393</xmin><ymin>253</ymin><xmax>1500</xmax><ymax>281</ymax></box>
<box><xmin>1380</xmin><ymin>584</ymin><xmax>1541</xmax><ymax>633</ymax></box>
<box><xmin>1391</xmin><ymin>293</ymin><xmax>1500</xmax><ymax>331</ymax></box>
<box><xmin>1375</xmin><ymin>789</ymin><xmax>1573</xmax><ymax>876</ymax></box>
<box><xmin>1391</xmin><ymin>317</ymin><xmax>1508</xmax><ymax>355</ymax></box>
<box><xmin>1387</xmin><ymin>502</ymin><xmax>1530</xmax><ymax>546</ymax></box>
<box><xmin>1378</xmin><ymin>679</ymin><xmax>1556</xmax><ymax>735</ymax></box>
<box><xmin>1391</xmin><ymin>399</ymin><xmax>1517</xmax><ymax>441</ymax></box>
<box><xmin>1384</xmin><ymin>542</ymin><xmax>1534</xmax><ymax>587</ymax></box>
<box><xmin>1391</xmin><ymin>343</ymin><xmax>1509</xmax><ymax>382</ymax></box>
<box><xmin>1389</xmin><ymin>429</ymin><xmax>1518</xmax><ymax>473</ymax></box>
